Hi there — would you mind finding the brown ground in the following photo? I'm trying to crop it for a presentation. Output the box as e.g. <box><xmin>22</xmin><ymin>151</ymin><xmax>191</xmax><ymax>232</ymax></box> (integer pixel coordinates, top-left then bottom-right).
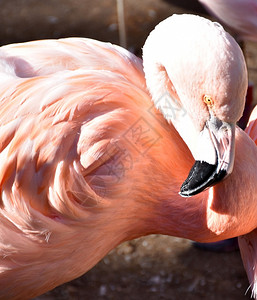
<box><xmin>0</xmin><ymin>0</ymin><xmax>256</xmax><ymax>299</ymax></box>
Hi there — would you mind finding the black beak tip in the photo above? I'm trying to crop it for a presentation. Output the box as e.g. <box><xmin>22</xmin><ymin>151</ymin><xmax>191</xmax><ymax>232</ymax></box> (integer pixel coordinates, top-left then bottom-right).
<box><xmin>179</xmin><ymin>160</ymin><xmax>227</xmax><ymax>197</ymax></box>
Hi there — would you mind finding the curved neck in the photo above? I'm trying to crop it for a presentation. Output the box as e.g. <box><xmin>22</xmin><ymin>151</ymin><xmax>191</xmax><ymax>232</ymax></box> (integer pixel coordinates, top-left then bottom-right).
<box><xmin>136</xmin><ymin>126</ymin><xmax>257</xmax><ymax>243</ymax></box>
<box><xmin>208</xmin><ymin>127</ymin><xmax>257</xmax><ymax>237</ymax></box>
<box><xmin>142</xmin><ymin>21</ymin><xmax>208</xmax><ymax>161</ymax></box>
<box><xmin>142</xmin><ymin>26</ymin><xmax>181</xmax><ymax>121</ymax></box>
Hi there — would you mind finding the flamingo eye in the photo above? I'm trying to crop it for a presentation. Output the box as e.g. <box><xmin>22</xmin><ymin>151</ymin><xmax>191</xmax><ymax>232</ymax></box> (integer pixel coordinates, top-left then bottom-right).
<box><xmin>203</xmin><ymin>95</ymin><xmax>214</xmax><ymax>107</ymax></box>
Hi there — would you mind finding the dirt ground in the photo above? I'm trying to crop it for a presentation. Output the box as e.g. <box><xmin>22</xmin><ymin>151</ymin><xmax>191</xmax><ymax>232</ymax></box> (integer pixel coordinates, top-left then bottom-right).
<box><xmin>0</xmin><ymin>0</ymin><xmax>256</xmax><ymax>299</ymax></box>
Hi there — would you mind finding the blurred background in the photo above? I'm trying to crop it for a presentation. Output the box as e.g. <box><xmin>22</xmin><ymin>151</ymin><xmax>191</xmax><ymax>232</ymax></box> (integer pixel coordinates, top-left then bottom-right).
<box><xmin>1</xmin><ymin>0</ymin><xmax>256</xmax><ymax>299</ymax></box>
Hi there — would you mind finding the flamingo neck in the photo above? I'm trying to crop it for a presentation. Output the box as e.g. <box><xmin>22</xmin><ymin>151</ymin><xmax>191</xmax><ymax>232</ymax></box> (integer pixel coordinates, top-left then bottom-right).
<box><xmin>142</xmin><ymin>28</ymin><xmax>183</xmax><ymax>122</ymax></box>
<box><xmin>206</xmin><ymin>127</ymin><xmax>257</xmax><ymax>237</ymax></box>
<box><xmin>142</xmin><ymin>18</ymin><xmax>208</xmax><ymax>161</ymax></box>
<box><xmin>146</xmin><ymin>126</ymin><xmax>257</xmax><ymax>243</ymax></box>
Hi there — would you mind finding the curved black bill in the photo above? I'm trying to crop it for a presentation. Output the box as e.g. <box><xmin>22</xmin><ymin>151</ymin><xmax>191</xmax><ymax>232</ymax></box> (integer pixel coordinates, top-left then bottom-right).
<box><xmin>179</xmin><ymin>160</ymin><xmax>227</xmax><ymax>197</ymax></box>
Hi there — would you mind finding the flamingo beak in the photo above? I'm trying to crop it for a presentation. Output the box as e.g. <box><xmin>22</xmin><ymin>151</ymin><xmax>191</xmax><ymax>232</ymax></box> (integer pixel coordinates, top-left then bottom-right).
<box><xmin>179</xmin><ymin>115</ymin><xmax>235</xmax><ymax>197</ymax></box>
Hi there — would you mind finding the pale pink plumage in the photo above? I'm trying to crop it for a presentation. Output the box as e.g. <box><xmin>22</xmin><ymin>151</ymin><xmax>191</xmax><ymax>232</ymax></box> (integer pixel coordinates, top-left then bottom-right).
<box><xmin>0</xmin><ymin>14</ymin><xmax>256</xmax><ymax>299</ymax></box>
<box><xmin>199</xmin><ymin>0</ymin><xmax>257</xmax><ymax>42</ymax></box>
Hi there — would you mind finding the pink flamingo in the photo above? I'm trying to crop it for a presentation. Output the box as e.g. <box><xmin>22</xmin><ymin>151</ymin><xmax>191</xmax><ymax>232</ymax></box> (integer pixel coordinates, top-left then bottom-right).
<box><xmin>0</xmin><ymin>14</ymin><xmax>255</xmax><ymax>298</ymax></box>
<box><xmin>239</xmin><ymin>105</ymin><xmax>257</xmax><ymax>298</ymax></box>
<box><xmin>198</xmin><ymin>0</ymin><xmax>257</xmax><ymax>42</ymax></box>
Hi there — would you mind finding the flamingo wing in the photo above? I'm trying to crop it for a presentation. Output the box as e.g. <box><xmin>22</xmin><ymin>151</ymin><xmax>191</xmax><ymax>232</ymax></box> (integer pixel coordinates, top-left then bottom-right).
<box><xmin>0</xmin><ymin>37</ymin><xmax>145</xmax><ymax>87</ymax></box>
<box><xmin>0</xmin><ymin>37</ymin><xmax>154</xmax><ymax>215</ymax></box>
<box><xmin>0</xmin><ymin>38</ymin><xmax>157</xmax><ymax>297</ymax></box>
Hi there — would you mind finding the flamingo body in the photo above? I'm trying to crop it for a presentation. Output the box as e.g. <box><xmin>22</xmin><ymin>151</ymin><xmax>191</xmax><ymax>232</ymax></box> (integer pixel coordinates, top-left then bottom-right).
<box><xmin>238</xmin><ymin>106</ymin><xmax>257</xmax><ymax>299</ymax></box>
<box><xmin>0</xmin><ymin>15</ymin><xmax>256</xmax><ymax>298</ymax></box>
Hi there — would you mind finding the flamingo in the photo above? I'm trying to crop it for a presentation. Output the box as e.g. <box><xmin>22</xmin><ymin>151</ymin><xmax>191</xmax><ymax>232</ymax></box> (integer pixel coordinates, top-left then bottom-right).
<box><xmin>0</xmin><ymin>14</ymin><xmax>255</xmax><ymax>298</ymax></box>
<box><xmin>198</xmin><ymin>0</ymin><xmax>257</xmax><ymax>42</ymax></box>
<box><xmin>239</xmin><ymin>105</ymin><xmax>257</xmax><ymax>298</ymax></box>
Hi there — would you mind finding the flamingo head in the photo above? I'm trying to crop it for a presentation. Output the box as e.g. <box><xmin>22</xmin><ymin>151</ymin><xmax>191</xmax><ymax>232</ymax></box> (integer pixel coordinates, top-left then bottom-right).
<box><xmin>143</xmin><ymin>14</ymin><xmax>248</xmax><ymax>197</ymax></box>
